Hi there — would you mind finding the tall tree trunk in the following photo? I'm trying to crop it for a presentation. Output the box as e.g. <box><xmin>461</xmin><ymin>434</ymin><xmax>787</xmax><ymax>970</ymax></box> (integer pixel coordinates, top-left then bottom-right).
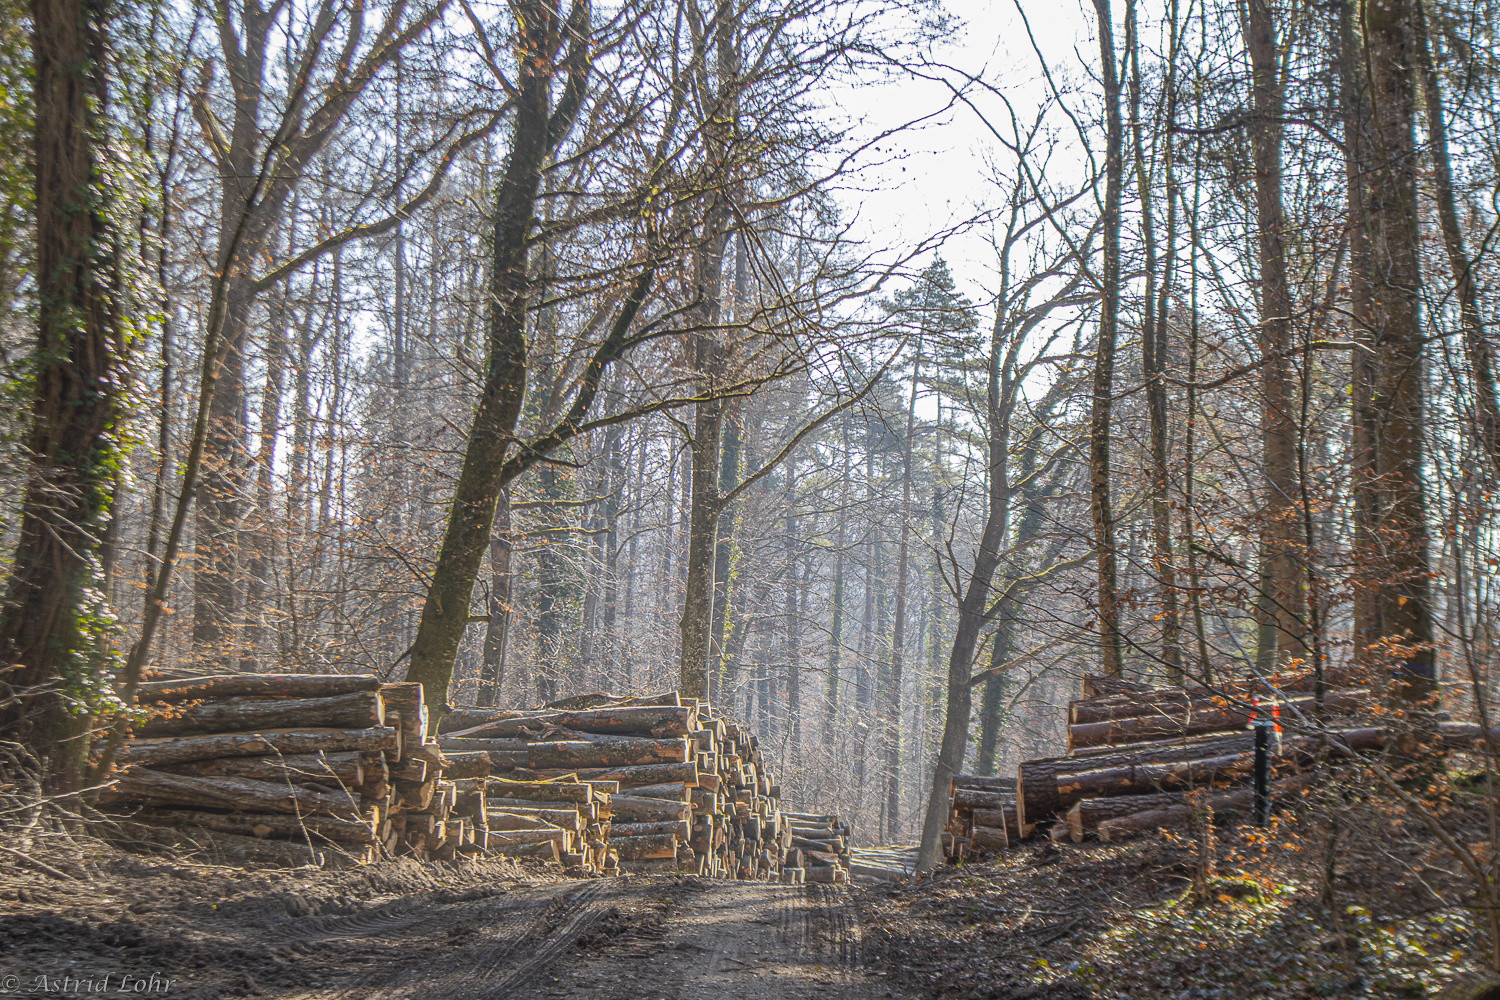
<box><xmin>533</xmin><ymin>461</ymin><xmax>569</xmax><ymax>703</ymax></box>
<box><xmin>1090</xmin><ymin>0</ymin><xmax>1125</xmax><ymax>678</ymax></box>
<box><xmin>1129</xmin><ymin>0</ymin><xmax>1182</xmax><ymax>680</ymax></box>
<box><xmin>1245</xmin><ymin>0</ymin><xmax>1305</xmax><ymax>674</ymax></box>
<box><xmin>886</xmin><ymin>345</ymin><xmax>922</xmax><ymax>841</ymax></box>
<box><xmin>1340</xmin><ymin>0</ymin><xmax>1380</xmax><ymax>675</ymax></box>
<box><xmin>1361</xmin><ymin>0</ymin><xmax>1435</xmax><ymax>697</ymax></box>
<box><xmin>826</xmin><ymin>415</ymin><xmax>850</xmax><ymax>742</ymax></box>
<box><xmin>710</xmin><ymin>405</ymin><xmax>741</xmax><ymax>702</ymax></box>
<box><xmin>0</xmin><ymin>0</ymin><xmax>116</xmax><ymax>788</ymax></box>
<box><xmin>478</xmin><ymin>487</ymin><xmax>512</xmax><ymax>707</ymax></box>
<box><xmin>1413</xmin><ymin>0</ymin><xmax>1500</xmax><ymax>475</ymax></box>
<box><xmin>785</xmin><ymin>457</ymin><xmax>801</xmax><ymax>753</ymax></box>
<box><xmin>403</xmin><ymin>0</ymin><xmax>593</xmax><ymax>718</ymax></box>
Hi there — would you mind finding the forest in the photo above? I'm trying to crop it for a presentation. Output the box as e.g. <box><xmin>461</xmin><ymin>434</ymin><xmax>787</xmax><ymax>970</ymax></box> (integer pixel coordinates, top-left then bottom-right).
<box><xmin>1</xmin><ymin>0</ymin><xmax>1500</xmax><ymax>992</ymax></box>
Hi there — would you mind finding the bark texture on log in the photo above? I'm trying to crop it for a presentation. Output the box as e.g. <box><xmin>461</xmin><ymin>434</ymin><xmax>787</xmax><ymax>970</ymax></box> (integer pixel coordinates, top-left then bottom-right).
<box><xmin>127</xmin><ymin>807</ymin><xmax>378</xmax><ymax>843</ymax></box>
<box><xmin>452</xmin><ymin>706</ymin><xmax>695</xmax><ymax>740</ymax></box>
<box><xmin>112</xmin><ymin>769</ymin><xmax>362</xmax><ymax>817</ymax></box>
<box><xmin>135</xmin><ymin>691</ymin><xmax>384</xmax><ymax>737</ymax></box>
<box><xmin>137</xmin><ymin>674</ymin><xmax>382</xmax><ymax>703</ymax></box>
<box><xmin>120</xmin><ymin>727</ymin><xmax>400</xmax><ymax>767</ymax></box>
<box><xmin>1067</xmin><ymin>690</ymin><xmax>1367</xmax><ymax>748</ymax></box>
<box><xmin>155</xmin><ymin>752</ymin><xmax>364</xmax><ymax>786</ymax></box>
<box><xmin>609</xmin><ymin>795</ymin><xmax>690</xmax><ymax>823</ymax></box>
<box><xmin>525</xmin><ymin>738</ymin><xmax>690</xmax><ymax>769</ymax></box>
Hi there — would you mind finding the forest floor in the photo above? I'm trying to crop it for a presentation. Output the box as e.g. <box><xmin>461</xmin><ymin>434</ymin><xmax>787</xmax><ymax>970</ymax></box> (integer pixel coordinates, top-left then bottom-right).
<box><xmin>859</xmin><ymin>809</ymin><xmax>1492</xmax><ymax>1000</ymax></box>
<box><xmin>0</xmin><ymin>800</ymin><xmax>1492</xmax><ymax>1000</ymax></box>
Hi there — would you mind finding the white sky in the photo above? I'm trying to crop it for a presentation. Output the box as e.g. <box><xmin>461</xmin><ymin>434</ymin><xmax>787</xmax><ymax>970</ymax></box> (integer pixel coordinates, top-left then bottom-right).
<box><xmin>834</xmin><ymin>1</ymin><xmax>1097</xmax><ymax>308</ymax></box>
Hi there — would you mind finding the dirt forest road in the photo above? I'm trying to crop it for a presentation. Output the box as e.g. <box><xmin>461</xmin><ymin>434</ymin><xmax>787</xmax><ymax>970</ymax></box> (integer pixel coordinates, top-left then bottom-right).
<box><xmin>0</xmin><ymin>854</ymin><xmax>903</xmax><ymax>1000</ymax></box>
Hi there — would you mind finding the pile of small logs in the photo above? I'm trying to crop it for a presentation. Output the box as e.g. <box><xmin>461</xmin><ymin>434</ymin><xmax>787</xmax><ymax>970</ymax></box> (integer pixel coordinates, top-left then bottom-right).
<box><xmin>783</xmin><ymin>812</ymin><xmax>852</xmax><ymax>884</ymax></box>
<box><xmin>103</xmin><ymin>673</ymin><xmax>488</xmax><ymax>865</ymax></box>
<box><xmin>438</xmin><ymin>690</ymin><xmax>850</xmax><ymax>882</ymax></box>
<box><xmin>940</xmin><ymin>773</ymin><xmax>1029</xmax><ymax>862</ymax></box>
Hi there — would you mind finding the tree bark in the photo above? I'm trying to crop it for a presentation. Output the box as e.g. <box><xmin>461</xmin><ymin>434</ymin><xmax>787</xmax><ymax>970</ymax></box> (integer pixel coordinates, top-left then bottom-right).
<box><xmin>404</xmin><ymin>0</ymin><xmax>597</xmax><ymax>717</ymax></box>
<box><xmin>134</xmin><ymin>691</ymin><xmax>384</xmax><ymax>738</ymax></box>
<box><xmin>1360</xmin><ymin>0</ymin><xmax>1436</xmax><ymax>696</ymax></box>
<box><xmin>1090</xmin><ymin>0</ymin><xmax>1125</xmax><ymax>678</ymax></box>
<box><xmin>1412</xmin><ymin>0</ymin><xmax>1500</xmax><ymax>475</ymax></box>
<box><xmin>120</xmin><ymin>726</ymin><xmax>400</xmax><ymax>768</ymax></box>
<box><xmin>1246</xmin><ymin>0</ymin><xmax>1305</xmax><ymax>674</ymax></box>
<box><xmin>0</xmin><ymin>0</ymin><xmax>117</xmax><ymax>788</ymax></box>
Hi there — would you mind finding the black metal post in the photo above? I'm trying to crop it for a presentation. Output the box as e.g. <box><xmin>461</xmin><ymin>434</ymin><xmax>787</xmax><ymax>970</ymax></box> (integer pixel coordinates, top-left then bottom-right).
<box><xmin>1253</xmin><ymin>718</ymin><xmax>1272</xmax><ymax>827</ymax></box>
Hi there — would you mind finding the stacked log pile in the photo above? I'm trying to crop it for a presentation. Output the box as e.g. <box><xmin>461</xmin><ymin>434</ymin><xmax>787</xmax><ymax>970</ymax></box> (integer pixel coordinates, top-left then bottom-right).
<box><xmin>102</xmin><ymin>675</ymin><xmax>853</xmax><ymax>878</ymax></box>
<box><xmin>104</xmin><ymin>674</ymin><xmax>490</xmax><ymax>865</ymax></box>
<box><xmin>999</xmin><ymin>675</ymin><xmax>1382</xmax><ymax>849</ymax></box>
<box><xmin>439</xmin><ymin>690</ymin><xmax>849</xmax><ymax>882</ymax></box>
<box><xmin>942</xmin><ymin>672</ymin><xmax>1497</xmax><ymax>858</ymax></box>
<box><xmin>941</xmin><ymin>774</ymin><xmax>1029</xmax><ymax>862</ymax></box>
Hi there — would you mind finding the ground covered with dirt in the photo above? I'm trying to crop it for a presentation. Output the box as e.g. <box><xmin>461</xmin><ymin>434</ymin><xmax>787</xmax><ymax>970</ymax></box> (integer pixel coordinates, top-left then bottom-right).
<box><xmin>0</xmin><ymin>842</ymin><xmax>885</xmax><ymax>1000</ymax></box>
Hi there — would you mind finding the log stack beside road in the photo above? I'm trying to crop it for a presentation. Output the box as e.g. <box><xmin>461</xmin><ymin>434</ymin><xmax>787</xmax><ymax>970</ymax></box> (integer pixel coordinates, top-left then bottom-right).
<box><xmin>438</xmin><ymin>690</ymin><xmax>849</xmax><ymax>882</ymax></box>
<box><xmin>945</xmin><ymin>671</ymin><xmax>1495</xmax><ymax>860</ymax></box>
<box><xmin>104</xmin><ymin>674</ymin><xmax>499</xmax><ymax>866</ymax></box>
<box><xmin>97</xmin><ymin>673</ymin><xmax>845</xmax><ymax>880</ymax></box>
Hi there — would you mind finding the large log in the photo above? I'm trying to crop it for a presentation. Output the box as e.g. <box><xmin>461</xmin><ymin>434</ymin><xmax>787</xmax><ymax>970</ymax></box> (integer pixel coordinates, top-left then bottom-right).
<box><xmin>1016</xmin><ymin>726</ymin><xmax>1388</xmax><ymax>826</ymax></box>
<box><xmin>135</xmin><ymin>673</ymin><xmax>382</xmax><ymax>703</ymax></box>
<box><xmin>495</xmin><ymin>838</ymin><xmax>561</xmax><ymax>862</ymax></box>
<box><xmin>485</xmin><ymin>812</ymin><xmax>565</xmax><ymax>832</ymax></box>
<box><xmin>155</xmin><ymin>751</ymin><xmax>364</xmax><ymax>787</ymax></box>
<box><xmin>611</xmin><ymin>820</ymin><xmax>691</xmax><ymax>840</ymax></box>
<box><xmin>969</xmin><ymin>824</ymin><xmax>1008</xmax><ymax>852</ymax></box>
<box><xmin>134</xmin><ymin>691</ymin><xmax>384</xmax><ymax>738</ymax></box>
<box><xmin>610</xmin><ymin>795</ymin><xmax>690</xmax><ymax>823</ymax></box>
<box><xmin>1096</xmin><ymin>776</ymin><xmax>1315</xmax><ymax>841</ymax></box>
<box><xmin>452</xmin><ymin>706</ymin><xmax>696</xmax><ymax>740</ymax></box>
<box><xmin>486</xmin><ymin>827</ymin><xmax>569</xmax><ymax>848</ymax></box>
<box><xmin>485</xmin><ymin>779</ymin><xmax>592</xmax><ymax>804</ymax></box>
<box><xmin>1070</xmin><ymin>681</ymin><xmax>1366</xmax><ymax>725</ymax></box>
<box><xmin>544</xmin><ymin>691</ymin><xmax>682</xmax><ymax>711</ymax></box>
<box><xmin>441</xmin><ymin>751</ymin><xmax>492</xmax><ymax>780</ymax></box>
<box><xmin>121</xmin><ymin>726</ymin><xmax>399</xmax><ymax>767</ymax></box>
<box><xmin>1066</xmin><ymin>793</ymin><xmax>1184</xmax><ymax>841</ymax></box>
<box><xmin>525</xmin><ymin>738</ymin><xmax>690</xmax><ymax>769</ymax></box>
<box><xmin>488</xmin><ymin>807</ymin><xmax>583</xmax><ymax>832</ymax></box>
<box><xmin>1067</xmin><ymin>689</ymin><xmax>1369</xmax><ymax>749</ymax></box>
<box><xmin>610</xmin><ymin>833</ymin><xmax>678</xmax><ymax>860</ymax></box>
<box><xmin>952</xmin><ymin>789</ymin><xmax>1015</xmax><ymax>812</ymax></box>
<box><xmin>506</xmin><ymin>760</ymin><xmax>698</xmax><ymax>787</ymax></box>
<box><xmin>622</xmin><ymin>781</ymin><xmax>691</xmax><ymax>801</ymax></box>
<box><xmin>128</xmin><ymin>807</ymin><xmax>378</xmax><ymax>844</ymax></box>
<box><xmin>436</xmin><ymin>736</ymin><xmax>529</xmax><ymax>754</ymax></box>
<box><xmin>1017</xmin><ymin>732</ymin><xmax>1267</xmax><ymax>826</ymax></box>
<box><xmin>111</xmin><ymin>769</ymin><xmax>362</xmax><ymax>817</ymax></box>
<box><xmin>952</xmin><ymin>774</ymin><xmax>1017</xmax><ymax>794</ymax></box>
<box><xmin>1057</xmin><ymin>752</ymin><xmax>1255</xmax><ymax>799</ymax></box>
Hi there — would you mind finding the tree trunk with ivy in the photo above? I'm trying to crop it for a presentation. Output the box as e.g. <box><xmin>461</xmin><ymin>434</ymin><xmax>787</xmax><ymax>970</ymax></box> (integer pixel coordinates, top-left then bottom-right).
<box><xmin>0</xmin><ymin>0</ymin><xmax>118</xmax><ymax>790</ymax></box>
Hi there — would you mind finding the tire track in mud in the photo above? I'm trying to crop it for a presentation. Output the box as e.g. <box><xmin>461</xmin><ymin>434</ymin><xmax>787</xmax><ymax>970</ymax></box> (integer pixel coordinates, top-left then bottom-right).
<box><xmin>279</xmin><ymin>878</ymin><xmax>620</xmax><ymax>1000</ymax></box>
<box><xmin>514</xmin><ymin>877</ymin><xmax>879</xmax><ymax>1000</ymax></box>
